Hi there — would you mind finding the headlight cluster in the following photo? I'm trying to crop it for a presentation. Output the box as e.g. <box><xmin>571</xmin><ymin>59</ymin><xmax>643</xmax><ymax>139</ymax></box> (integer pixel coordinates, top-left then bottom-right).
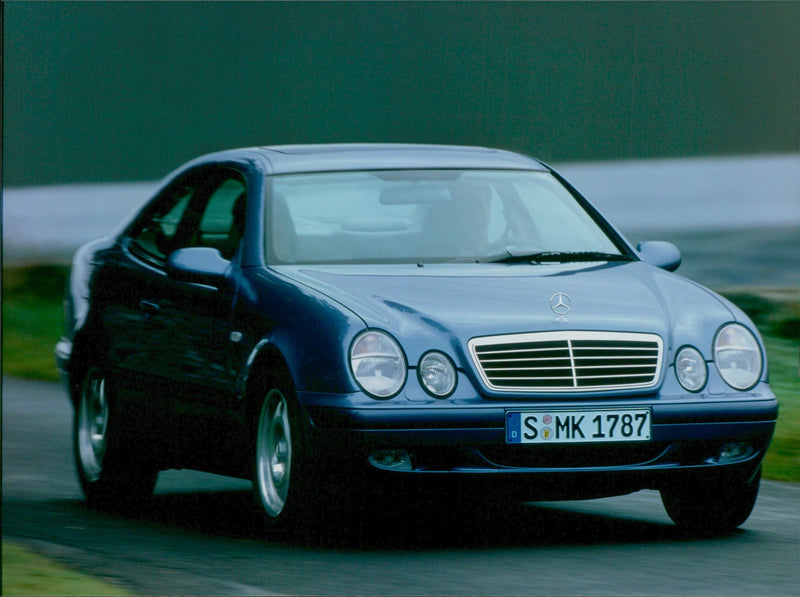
<box><xmin>674</xmin><ymin>323</ymin><xmax>762</xmax><ymax>392</ymax></box>
<box><xmin>418</xmin><ymin>351</ymin><xmax>457</xmax><ymax>398</ymax></box>
<box><xmin>713</xmin><ymin>323</ymin><xmax>762</xmax><ymax>390</ymax></box>
<box><xmin>675</xmin><ymin>346</ymin><xmax>707</xmax><ymax>392</ymax></box>
<box><xmin>350</xmin><ymin>331</ymin><xmax>406</xmax><ymax>398</ymax></box>
<box><xmin>350</xmin><ymin>330</ymin><xmax>457</xmax><ymax>399</ymax></box>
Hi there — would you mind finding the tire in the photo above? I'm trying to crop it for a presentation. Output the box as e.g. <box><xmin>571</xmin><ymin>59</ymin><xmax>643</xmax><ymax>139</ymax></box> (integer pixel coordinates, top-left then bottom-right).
<box><xmin>252</xmin><ymin>379</ymin><xmax>320</xmax><ymax>532</ymax></box>
<box><xmin>660</xmin><ymin>467</ymin><xmax>761</xmax><ymax>534</ymax></box>
<box><xmin>74</xmin><ymin>365</ymin><xmax>158</xmax><ymax>512</ymax></box>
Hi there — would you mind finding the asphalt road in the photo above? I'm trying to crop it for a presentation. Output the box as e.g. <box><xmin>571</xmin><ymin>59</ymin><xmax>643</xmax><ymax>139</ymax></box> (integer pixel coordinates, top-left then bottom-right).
<box><xmin>3</xmin><ymin>376</ymin><xmax>799</xmax><ymax>595</ymax></box>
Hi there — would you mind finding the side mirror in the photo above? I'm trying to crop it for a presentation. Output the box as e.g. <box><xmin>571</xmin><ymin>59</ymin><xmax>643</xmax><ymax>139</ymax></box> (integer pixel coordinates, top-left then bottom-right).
<box><xmin>636</xmin><ymin>241</ymin><xmax>682</xmax><ymax>272</ymax></box>
<box><xmin>166</xmin><ymin>247</ymin><xmax>230</xmax><ymax>286</ymax></box>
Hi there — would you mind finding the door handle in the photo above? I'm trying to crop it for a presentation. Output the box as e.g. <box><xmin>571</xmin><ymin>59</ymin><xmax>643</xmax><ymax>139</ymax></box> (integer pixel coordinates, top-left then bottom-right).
<box><xmin>139</xmin><ymin>300</ymin><xmax>161</xmax><ymax>316</ymax></box>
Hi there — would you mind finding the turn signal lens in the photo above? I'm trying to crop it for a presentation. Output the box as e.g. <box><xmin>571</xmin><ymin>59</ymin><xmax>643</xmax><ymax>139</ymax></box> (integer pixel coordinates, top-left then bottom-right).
<box><xmin>675</xmin><ymin>346</ymin><xmax>707</xmax><ymax>392</ymax></box>
<box><xmin>350</xmin><ymin>330</ymin><xmax>406</xmax><ymax>399</ymax></box>
<box><xmin>714</xmin><ymin>324</ymin><xmax>762</xmax><ymax>391</ymax></box>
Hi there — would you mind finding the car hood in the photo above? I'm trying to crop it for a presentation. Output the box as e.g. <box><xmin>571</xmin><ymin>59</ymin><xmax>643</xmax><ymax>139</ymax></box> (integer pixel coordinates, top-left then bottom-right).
<box><xmin>273</xmin><ymin>261</ymin><xmax>735</xmax><ymax>360</ymax></box>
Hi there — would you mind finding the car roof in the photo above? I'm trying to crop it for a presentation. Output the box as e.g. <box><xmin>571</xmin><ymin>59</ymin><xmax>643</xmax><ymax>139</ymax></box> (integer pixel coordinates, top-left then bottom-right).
<box><xmin>190</xmin><ymin>144</ymin><xmax>548</xmax><ymax>175</ymax></box>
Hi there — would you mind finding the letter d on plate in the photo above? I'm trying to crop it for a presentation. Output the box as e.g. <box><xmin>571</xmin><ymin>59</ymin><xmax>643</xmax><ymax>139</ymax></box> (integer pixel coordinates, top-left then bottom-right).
<box><xmin>507</xmin><ymin>412</ymin><xmax>522</xmax><ymax>443</ymax></box>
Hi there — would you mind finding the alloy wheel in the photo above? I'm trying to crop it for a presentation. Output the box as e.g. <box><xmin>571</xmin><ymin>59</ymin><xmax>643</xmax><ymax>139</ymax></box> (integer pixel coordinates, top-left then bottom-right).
<box><xmin>256</xmin><ymin>389</ymin><xmax>293</xmax><ymax>518</ymax></box>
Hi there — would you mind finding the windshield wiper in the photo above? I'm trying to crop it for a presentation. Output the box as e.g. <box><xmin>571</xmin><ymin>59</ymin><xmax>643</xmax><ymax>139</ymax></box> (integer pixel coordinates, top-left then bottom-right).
<box><xmin>481</xmin><ymin>250</ymin><xmax>632</xmax><ymax>264</ymax></box>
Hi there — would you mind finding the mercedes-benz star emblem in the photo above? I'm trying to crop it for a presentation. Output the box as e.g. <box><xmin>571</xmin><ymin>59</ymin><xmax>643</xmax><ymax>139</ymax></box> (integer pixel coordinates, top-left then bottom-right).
<box><xmin>550</xmin><ymin>292</ymin><xmax>572</xmax><ymax>322</ymax></box>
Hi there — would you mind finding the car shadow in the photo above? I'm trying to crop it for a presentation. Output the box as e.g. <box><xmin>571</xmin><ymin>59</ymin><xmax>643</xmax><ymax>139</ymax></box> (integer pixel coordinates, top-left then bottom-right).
<box><xmin>69</xmin><ymin>483</ymin><xmax>739</xmax><ymax>551</ymax></box>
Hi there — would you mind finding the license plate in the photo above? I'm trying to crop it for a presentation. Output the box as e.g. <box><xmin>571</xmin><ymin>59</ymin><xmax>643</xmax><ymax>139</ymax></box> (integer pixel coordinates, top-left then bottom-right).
<box><xmin>506</xmin><ymin>408</ymin><xmax>651</xmax><ymax>444</ymax></box>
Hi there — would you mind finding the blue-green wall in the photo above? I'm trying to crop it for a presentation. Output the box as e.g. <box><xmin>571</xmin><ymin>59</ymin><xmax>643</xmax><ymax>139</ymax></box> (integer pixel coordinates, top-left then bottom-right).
<box><xmin>4</xmin><ymin>1</ymin><xmax>798</xmax><ymax>185</ymax></box>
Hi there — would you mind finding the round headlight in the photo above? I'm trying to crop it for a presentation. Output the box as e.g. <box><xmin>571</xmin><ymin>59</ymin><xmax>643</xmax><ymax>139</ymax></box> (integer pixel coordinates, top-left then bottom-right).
<box><xmin>675</xmin><ymin>346</ymin><xmax>707</xmax><ymax>392</ymax></box>
<box><xmin>418</xmin><ymin>351</ymin><xmax>457</xmax><ymax>398</ymax></box>
<box><xmin>350</xmin><ymin>330</ymin><xmax>406</xmax><ymax>399</ymax></box>
<box><xmin>714</xmin><ymin>323</ymin><xmax>762</xmax><ymax>391</ymax></box>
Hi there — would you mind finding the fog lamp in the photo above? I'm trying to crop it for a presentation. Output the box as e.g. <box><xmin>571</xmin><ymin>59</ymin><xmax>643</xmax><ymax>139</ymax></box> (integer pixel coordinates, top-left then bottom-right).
<box><xmin>718</xmin><ymin>442</ymin><xmax>754</xmax><ymax>464</ymax></box>
<box><xmin>368</xmin><ymin>449</ymin><xmax>413</xmax><ymax>471</ymax></box>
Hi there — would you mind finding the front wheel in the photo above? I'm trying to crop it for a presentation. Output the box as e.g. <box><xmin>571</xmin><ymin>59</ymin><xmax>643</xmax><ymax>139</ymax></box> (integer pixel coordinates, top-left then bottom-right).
<box><xmin>253</xmin><ymin>381</ymin><xmax>320</xmax><ymax>532</ymax></box>
<box><xmin>660</xmin><ymin>467</ymin><xmax>761</xmax><ymax>534</ymax></box>
<box><xmin>74</xmin><ymin>365</ymin><xmax>158</xmax><ymax>511</ymax></box>
<box><xmin>255</xmin><ymin>388</ymin><xmax>295</xmax><ymax>518</ymax></box>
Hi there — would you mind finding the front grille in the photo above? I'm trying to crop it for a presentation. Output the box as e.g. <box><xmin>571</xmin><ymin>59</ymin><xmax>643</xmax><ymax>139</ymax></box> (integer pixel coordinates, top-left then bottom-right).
<box><xmin>469</xmin><ymin>331</ymin><xmax>663</xmax><ymax>393</ymax></box>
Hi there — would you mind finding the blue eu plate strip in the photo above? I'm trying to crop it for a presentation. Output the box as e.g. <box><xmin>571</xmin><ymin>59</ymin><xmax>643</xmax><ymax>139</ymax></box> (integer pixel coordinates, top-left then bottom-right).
<box><xmin>506</xmin><ymin>411</ymin><xmax>521</xmax><ymax>444</ymax></box>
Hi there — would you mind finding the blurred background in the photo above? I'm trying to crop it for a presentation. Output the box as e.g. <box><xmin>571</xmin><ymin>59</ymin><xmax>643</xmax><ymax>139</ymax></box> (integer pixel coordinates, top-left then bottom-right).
<box><xmin>3</xmin><ymin>1</ymin><xmax>798</xmax><ymax>185</ymax></box>
<box><xmin>2</xmin><ymin>1</ymin><xmax>799</xmax><ymax>280</ymax></box>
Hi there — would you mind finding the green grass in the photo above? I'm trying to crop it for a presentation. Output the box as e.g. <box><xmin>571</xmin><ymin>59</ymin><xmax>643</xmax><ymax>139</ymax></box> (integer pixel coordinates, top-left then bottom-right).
<box><xmin>2</xmin><ymin>266</ymin><xmax>67</xmax><ymax>382</ymax></box>
<box><xmin>3</xmin><ymin>266</ymin><xmax>799</xmax><ymax>482</ymax></box>
<box><xmin>2</xmin><ymin>540</ymin><xmax>132</xmax><ymax>595</ymax></box>
<box><xmin>760</xmin><ymin>333</ymin><xmax>800</xmax><ymax>482</ymax></box>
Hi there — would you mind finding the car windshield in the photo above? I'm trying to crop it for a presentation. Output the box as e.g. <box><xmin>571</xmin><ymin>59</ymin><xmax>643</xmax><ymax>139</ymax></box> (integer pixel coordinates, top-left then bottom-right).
<box><xmin>266</xmin><ymin>169</ymin><xmax>624</xmax><ymax>265</ymax></box>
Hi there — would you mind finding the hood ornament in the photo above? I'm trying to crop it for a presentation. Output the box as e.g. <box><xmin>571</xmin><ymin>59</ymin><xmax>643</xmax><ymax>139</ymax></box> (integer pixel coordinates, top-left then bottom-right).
<box><xmin>550</xmin><ymin>292</ymin><xmax>572</xmax><ymax>322</ymax></box>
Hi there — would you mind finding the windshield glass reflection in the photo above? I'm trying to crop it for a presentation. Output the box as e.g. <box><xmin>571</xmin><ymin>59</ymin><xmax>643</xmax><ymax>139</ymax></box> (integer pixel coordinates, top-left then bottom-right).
<box><xmin>267</xmin><ymin>170</ymin><xmax>622</xmax><ymax>265</ymax></box>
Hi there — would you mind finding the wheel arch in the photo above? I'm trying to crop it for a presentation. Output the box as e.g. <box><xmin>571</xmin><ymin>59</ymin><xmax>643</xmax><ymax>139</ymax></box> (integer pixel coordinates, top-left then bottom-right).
<box><xmin>65</xmin><ymin>328</ymin><xmax>96</xmax><ymax>409</ymax></box>
<box><xmin>241</xmin><ymin>341</ymin><xmax>298</xmax><ymax>428</ymax></box>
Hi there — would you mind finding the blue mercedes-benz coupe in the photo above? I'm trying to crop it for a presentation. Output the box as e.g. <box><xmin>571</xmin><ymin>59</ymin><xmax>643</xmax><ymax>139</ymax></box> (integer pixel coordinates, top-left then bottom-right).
<box><xmin>56</xmin><ymin>144</ymin><xmax>777</xmax><ymax>534</ymax></box>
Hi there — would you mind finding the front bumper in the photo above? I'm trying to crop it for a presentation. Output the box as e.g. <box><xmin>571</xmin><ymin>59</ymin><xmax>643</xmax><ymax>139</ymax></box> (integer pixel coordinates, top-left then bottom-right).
<box><xmin>301</xmin><ymin>386</ymin><xmax>777</xmax><ymax>497</ymax></box>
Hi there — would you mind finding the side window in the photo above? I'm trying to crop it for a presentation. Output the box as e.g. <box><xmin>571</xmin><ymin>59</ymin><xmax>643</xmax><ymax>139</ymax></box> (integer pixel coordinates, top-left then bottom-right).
<box><xmin>196</xmin><ymin>177</ymin><xmax>247</xmax><ymax>259</ymax></box>
<box><xmin>129</xmin><ymin>168</ymin><xmax>247</xmax><ymax>265</ymax></box>
<box><xmin>130</xmin><ymin>182</ymin><xmax>196</xmax><ymax>262</ymax></box>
